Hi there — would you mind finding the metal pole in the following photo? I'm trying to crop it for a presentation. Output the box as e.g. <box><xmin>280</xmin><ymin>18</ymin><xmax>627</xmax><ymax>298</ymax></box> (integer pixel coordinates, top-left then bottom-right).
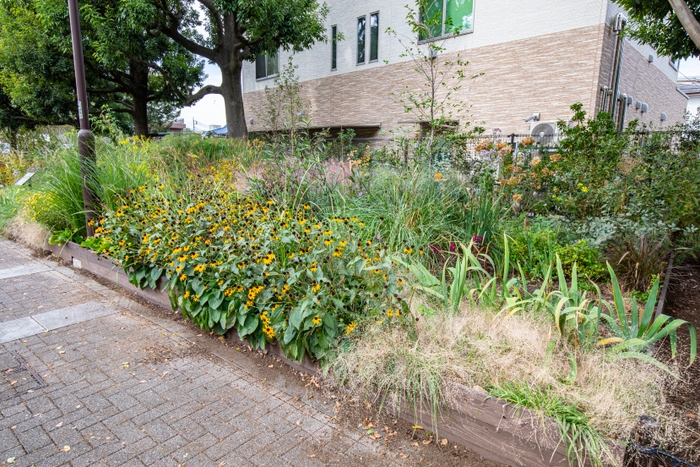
<box><xmin>67</xmin><ymin>0</ymin><xmax>97</xmax><ymax>237</ymax></box>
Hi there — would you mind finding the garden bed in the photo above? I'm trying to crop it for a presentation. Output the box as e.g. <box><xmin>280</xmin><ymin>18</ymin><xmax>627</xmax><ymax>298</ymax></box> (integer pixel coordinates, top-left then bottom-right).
<box><xmin>43</xmin><ymin>239</ymin><xmax>625</xmax><ymax>467</ymax></box>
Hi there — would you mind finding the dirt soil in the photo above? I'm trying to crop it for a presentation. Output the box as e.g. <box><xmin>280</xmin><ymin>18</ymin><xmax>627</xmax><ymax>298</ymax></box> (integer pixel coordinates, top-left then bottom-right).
<box><xmin>660</xmin><ymin>261</ymin><xmax>700</xmax><ymax>464</ymax></box>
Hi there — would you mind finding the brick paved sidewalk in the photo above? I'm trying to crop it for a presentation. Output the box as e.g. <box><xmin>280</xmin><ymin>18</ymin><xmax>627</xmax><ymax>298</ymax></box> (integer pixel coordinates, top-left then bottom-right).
<box><xmin>0</xmin><ymin>241</ymin><xmax>419</xmax><ymax>467</ymax></box>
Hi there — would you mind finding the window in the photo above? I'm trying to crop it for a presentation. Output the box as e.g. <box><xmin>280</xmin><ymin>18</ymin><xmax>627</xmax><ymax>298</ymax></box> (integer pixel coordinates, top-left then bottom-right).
<box><xmin>420</xmin><ymin>0</ymin><xmax>474</xmax><ymax>40</ymax></box>
<box><xmin>369</xmin><ymin>13</ymin><xmax>379</xmax><ymax>62</ymax></box>
<box><xmin>255</xmin><ymin>52</ymin><xmax>278</xmax><ymax>79</ymax></box>
<box><xmin>331</xmin><ymin>25</ymin><xmax>338</xmax><ymax>70</ymax></box>
<box><xmin>357</xmin><ymin>16</ymin><xmax>366</xmax><ymax>64</ymax></box>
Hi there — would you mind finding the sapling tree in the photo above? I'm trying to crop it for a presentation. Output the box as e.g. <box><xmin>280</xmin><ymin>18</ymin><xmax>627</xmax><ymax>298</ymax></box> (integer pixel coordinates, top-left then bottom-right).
<box><xmin>259</xmin><ymin>57</ymin><xmax>305</xmax><ymax>151</ymax></box>
<box><xmin>386</xmin><ymin>0</ymin><xmax>482</xmax><ymax>160</ymax></box>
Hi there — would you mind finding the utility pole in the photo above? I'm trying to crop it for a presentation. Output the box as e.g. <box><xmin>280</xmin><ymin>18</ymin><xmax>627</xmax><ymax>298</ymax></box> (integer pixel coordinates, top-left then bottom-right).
<box><xmin>67</xmin><ymin>0</ymin><xmax>97</xmax><ymax>237</ymax></box>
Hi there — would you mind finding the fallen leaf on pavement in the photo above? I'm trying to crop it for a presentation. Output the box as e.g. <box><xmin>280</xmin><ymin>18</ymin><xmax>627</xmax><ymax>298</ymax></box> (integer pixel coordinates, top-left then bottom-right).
<box><xmin>59</xmin><ymin>351</ymin><xmax>65</xmax><ymax>354</ymax></box>
<box><xmin>440</xmin><ymin>438</ymin><xmax>448</xmax><ymax>446</ymax></box>
<box><xmin>7</xmin><ymin>457</ymin><xmax>16</xmax><ymax>464</ymax></box>
<box><xmin>399</xmin><ymin>453</ymin><xmax>409</xmax><ymax>459</ymax></box>
<box><xmin>685</xmin><ymin>413</ymin><xmax>697</xmax><ymax>419</ymax></box>
<box><xmin>422</xmin><ymin>440</ymin><xmax>432</xmax><ymax>445</ymax></box>
<box><xmin>55</xmin><ymin>422</ymin><xmax>63</xmax><ymax>428</ymax></box>
<box><xmin>412</xmin><ymin>425</ymin><xmax>423</xmax><ymax>430</ymax></box>
<box><xmin>62</xmin><ymin>446</ymin><xmax>71</xmax><ymax>452</ymax></box>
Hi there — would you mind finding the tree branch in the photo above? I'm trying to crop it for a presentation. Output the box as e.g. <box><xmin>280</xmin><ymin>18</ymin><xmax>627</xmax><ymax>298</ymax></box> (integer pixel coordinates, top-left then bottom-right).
<box><xmin>197</xmin><ymin>0</ymin><xmax>224</xmax><ymax>46</ymax></box>
<box><xmin>185</xmin><ymin>84</ymin><xmax>221</xmax><ymax>105</ymax></box>
<box><xmin>668</xmin><ymin>0</ymin><xmax>700</xmax><ymax>52</ymax></box>
<box><xmin>155</xmin><ymin>1</ymin><xmax>217</xmax><ymax>62</ymax></box>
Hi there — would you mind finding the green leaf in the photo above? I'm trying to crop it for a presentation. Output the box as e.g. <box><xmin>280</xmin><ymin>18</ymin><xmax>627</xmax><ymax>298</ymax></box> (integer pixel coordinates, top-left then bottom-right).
<box><xmin>209</xmin><ymin>291</ymin><xmax>224</xmax><ymax>310</ymax></box>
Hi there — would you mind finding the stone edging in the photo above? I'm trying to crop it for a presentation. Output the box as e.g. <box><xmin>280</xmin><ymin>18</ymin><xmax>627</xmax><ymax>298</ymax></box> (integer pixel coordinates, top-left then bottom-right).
<box><xmin>44</xmin><ymin>241</ymin><xmax>625</xmax><ymax>467</ymax></box>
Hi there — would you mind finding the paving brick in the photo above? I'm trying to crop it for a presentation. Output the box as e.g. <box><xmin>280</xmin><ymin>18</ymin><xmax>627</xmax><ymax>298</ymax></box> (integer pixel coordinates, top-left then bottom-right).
<box><xmin>0</xmin><ymin>241</ymin><xmax>424</xmax><ymax>467</ymax></box>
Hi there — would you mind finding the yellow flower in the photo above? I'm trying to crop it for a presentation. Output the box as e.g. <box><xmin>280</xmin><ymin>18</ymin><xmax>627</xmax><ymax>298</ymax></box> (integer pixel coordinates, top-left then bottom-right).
<box><xmin>345</xmin><ymin>322</ymin><xmax>357</xmax><ymax>335</ymax></box>
<box><xmin>512</xmin><ymin>193</ymin><xmax>523</xmax><ymax>204</ymax></box>
<box><xmin>434</xmin><ymin>173</ymin><xmax>443</xmax><ymax>181</ymax></box>
<box><xmin>184</xmin><ymin>290</ymin><xmax>191</xmax><ymax>299</ymax></box>
<box><xmin>312</xmin><ymin>315</ymin><xmax>322</xmax><ymax>325</ymax></box>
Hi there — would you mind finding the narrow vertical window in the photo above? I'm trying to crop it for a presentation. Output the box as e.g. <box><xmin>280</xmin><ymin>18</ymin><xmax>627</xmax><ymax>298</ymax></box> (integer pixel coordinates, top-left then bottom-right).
<box><xmin>255</xmin><ymin>52</ymin><xmax>279</xmax><ymax>79</ymax></box>
<box><xmin>331</xmin><ymin>25</ymin><xmax>337</xmax><ymax>70</ymax></box>
<box><xmin>369</xmin><ymin>12</ymin><xmax>379</xmax><ymax>61</ymax></box>
<box><xmin>256</xmin><ymin>54</ymin><xmax>266</xmax><ymax>79</ymax></box>
<box><xmin>266</xmin><ymin>51</ymin><xmax>278</xmax><ymax>76</ymax></box>
<box><xmin>357</xmin><ymin>16</ymin><xmax>366</xmax><ymax>64</ymax></box>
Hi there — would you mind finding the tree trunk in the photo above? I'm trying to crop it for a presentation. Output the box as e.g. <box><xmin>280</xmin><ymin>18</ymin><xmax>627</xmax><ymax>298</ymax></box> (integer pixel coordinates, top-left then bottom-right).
<box><xmin>668</xmin><ymin>0</ymin><xmax>700</xmax><ymax>52</ymax></box>
<box><xmin>221</xmin><ymin>60</ymin><xmax>248</xmax><ymax>139</ymax></box>
<box><xmin>130</xmin><ymin>58</ymin><xmax>150</xmax><ymax>137</ymax></box>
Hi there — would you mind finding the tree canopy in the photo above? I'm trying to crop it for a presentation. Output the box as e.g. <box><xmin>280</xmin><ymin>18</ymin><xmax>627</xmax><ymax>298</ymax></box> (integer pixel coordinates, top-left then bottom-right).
<box><xmin>617</xmin><ymin>0</ymin><xmax>700</xmax><ymax>59</ymax></box>
<box><xmin>146</xmin><ymin>0</ymin><xmax>329</xmax><ymax>138</ymax></box>
<box><xmin>0</xmin><ymin>0</ymin><xmax>204</xmax><ymax>136</ymax></box>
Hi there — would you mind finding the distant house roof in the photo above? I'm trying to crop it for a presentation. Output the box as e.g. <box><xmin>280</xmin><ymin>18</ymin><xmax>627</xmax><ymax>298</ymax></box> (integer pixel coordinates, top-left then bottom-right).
<box><xmin>168</xmin><ymin>122</ymin><xmax>187</xmax><ymax>132</ymax></box>
<box><xmin>677</xmin><ymin>81</ymin><xmax>700</xmax><ymax>96</ymax></box>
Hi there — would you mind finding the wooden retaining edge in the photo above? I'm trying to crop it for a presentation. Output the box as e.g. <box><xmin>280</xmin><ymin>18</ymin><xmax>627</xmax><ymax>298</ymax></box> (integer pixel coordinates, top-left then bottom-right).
<box><xmin>44</xmin><ymin>241</ymin><xmax>626</xmax><ymax>467</ymax></box>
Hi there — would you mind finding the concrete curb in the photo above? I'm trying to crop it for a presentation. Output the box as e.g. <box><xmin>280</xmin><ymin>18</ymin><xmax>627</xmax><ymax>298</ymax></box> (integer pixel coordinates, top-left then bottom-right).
<box><xmin>44</xmin><ymin>241</ymin><xmax>626</xmax><ymax>467</ymax></box>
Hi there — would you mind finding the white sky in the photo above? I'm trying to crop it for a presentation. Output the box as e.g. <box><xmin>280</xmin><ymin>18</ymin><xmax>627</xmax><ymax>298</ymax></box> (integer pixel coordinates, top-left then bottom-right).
<box><xmin>177</xmin><ymin>58</ymin><xmax>700</xmax><ymax>130</ymax></box>
<box><xmin>178</xmin><ymin>63</ymin><xmax>226</xmax><ymax>130</ymax></box>
<box><xmin>679</xmin><ymin>57</ymin><xmax>700</xmax><ymax>78</ymax></box>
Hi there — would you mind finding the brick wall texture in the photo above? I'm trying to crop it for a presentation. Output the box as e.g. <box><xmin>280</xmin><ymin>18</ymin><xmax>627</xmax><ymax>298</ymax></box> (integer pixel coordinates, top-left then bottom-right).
<box><xmin>243</xmin><ymin>25</ymin><xmax>686</xmax><ymax>136</ymax></box>
<box><xmin>597</xmin><ymin>25</ymin><xmax>687</xmax><ymax>129</ymax></box>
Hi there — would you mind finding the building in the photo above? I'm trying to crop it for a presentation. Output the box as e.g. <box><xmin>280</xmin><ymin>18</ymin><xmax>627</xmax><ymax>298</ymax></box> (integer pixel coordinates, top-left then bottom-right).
<box><xmin>167</xmin><ymin>120</ymin><xmax>187</xmax><ymax>134</ymax></box>
<box><xmin>241</xmin><ymin>0</ymin><xmax>687</xmax><ymax>139</ymax></box>
<box><xmin>678</xmin><ymin>78</ymin><xmax>700</xmax><ymax>115</ymax></box>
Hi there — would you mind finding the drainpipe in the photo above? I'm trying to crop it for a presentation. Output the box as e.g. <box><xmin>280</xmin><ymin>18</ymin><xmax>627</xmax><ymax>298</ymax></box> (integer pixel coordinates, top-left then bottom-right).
<box><xmin>610</xmin><ymin>13</ymin><xmax>627</xmax><ymax>121</ymax></box>
<box><xmin>618</xmin><ymin>93</ymin><xmax>628</xmax><ymax>131</ymax></box>
<box><xmin>602</xmin><ymin>86</ymin><xmax>609</xmax><ymax>114</ymax></box>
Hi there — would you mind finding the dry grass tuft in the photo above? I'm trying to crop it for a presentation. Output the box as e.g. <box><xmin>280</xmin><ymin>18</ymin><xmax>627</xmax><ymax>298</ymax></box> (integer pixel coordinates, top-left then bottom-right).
<box><xmin>331</xmin><ymin>296</ymin><xmax>669</xmax><ymax>440</ymax></box>
<box><xmin>3</xmin><ymin>216</ymin><xmax>50</xmax><ymax>250</ymax></box>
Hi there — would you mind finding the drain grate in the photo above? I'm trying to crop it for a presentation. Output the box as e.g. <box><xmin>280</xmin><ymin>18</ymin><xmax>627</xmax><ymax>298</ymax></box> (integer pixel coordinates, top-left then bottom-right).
<box><xmin>0</xmin><ymin>350</ymin><xmax>46</xmax><ymax>402</ymax></box>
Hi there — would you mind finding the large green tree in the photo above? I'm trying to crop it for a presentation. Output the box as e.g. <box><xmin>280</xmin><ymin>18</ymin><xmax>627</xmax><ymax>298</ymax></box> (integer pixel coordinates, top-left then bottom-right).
<box><xmin>0</xmin><ymin>0</ymin><xmax>204</xmax><ymax>136</ymax></box>
<box><xmin>146</xmin><ymin>0</ymin><xmax>329</xmax><ymax>138</ymax></box>
<box><xmin>616</xmin><ymin>0</ymin><xmax>700</xmax><ymax>59</ymax></box>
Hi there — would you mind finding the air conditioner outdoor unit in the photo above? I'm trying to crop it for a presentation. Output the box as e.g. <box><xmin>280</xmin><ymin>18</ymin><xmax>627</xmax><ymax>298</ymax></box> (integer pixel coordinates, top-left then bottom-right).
<box><xmin>529</xmin><ymin>121</ymin><xmax>558</xmax><ymax>145</ymax></box>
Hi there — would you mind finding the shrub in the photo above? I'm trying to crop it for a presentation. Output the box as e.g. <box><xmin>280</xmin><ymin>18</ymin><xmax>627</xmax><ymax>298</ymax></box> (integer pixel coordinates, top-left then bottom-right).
<box><xmin>95</xmin><ymin>161</ymin><xmax>407</xmax><ymax>361</ymax></box>
<box><xmin>605</xmin><ymin>233</ymin><xmax>670</xmax><ymax>292</ymax></box>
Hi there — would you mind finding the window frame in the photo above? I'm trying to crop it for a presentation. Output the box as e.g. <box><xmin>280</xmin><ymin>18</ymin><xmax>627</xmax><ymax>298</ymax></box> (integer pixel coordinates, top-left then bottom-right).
<box><xmin>357</xmin><ymin>15</ymin><xmax>366</xmax><ymax>65</ymax></box>
<box><xmin>419</xmin><ymin>0</ymin><xmax>475</xmax><ymax>42</ymax></box>
<box><xmin>255</xmin><ymin>52</ymin><xmax>279</xmax><ymax>80</ymax></box>
<box><xmin>369</xmin><ymin>12</ymin><xmax>379</xmax><ymax>62</ymax></box>
<box><xmin>331</xmin><ymin>25</ymin><xmax>338</xmax><ymax>71</ymax></box>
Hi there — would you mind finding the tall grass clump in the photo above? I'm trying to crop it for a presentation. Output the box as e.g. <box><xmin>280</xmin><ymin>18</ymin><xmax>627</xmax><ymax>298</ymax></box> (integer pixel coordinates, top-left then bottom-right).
<box><xmin>335</xmin><ymin>166</ymin><xmax>497</xmax><ymax>254</ymax></box>
<box><xmin>27</xmin><ymin>146</ymin><xmax>85</xmax><ymax>232</ymax></box>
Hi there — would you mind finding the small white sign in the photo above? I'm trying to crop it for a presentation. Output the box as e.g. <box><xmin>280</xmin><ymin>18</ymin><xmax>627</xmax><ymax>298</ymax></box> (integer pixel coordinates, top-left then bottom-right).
<box><xmin>15</xmin><ymin>172</ymin><xmax>35</xmax><ymax>186</ymax></box>
<box><xmin>72</xmin><ymin>258</ymin><xmax>82</xmax><ymax>269</ymax></box>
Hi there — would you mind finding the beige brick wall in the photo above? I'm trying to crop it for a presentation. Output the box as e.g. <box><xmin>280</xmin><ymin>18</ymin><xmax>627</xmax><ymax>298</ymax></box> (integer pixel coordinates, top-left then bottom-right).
<box><xmin>244</xmin><ymin>26</ymin><xmax>611</xmax><ymax>135</ymax></box>
<box><xmin>595</xmin><ymin>25</ymin><xmax>687</xmax><ymax>128</ymax></box>
<box><xmin>616</xmin><ymin>44</ymin><xmax>687</xmax><ymax>128</ymax></box>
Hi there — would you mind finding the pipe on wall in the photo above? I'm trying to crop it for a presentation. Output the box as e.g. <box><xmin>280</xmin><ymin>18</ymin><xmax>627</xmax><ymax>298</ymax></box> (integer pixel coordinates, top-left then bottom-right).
<box><xmin>610</xmin><ymin>13</ymin><xmax>627</xmax><ymax>121</ymax></box>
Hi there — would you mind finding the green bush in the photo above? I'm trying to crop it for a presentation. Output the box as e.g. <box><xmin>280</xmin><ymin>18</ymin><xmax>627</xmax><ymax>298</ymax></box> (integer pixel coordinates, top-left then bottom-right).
<box><xmin>95</xmin><ymin>161</ymin><xmax>406</xmax><ymax>361</ymax></box>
